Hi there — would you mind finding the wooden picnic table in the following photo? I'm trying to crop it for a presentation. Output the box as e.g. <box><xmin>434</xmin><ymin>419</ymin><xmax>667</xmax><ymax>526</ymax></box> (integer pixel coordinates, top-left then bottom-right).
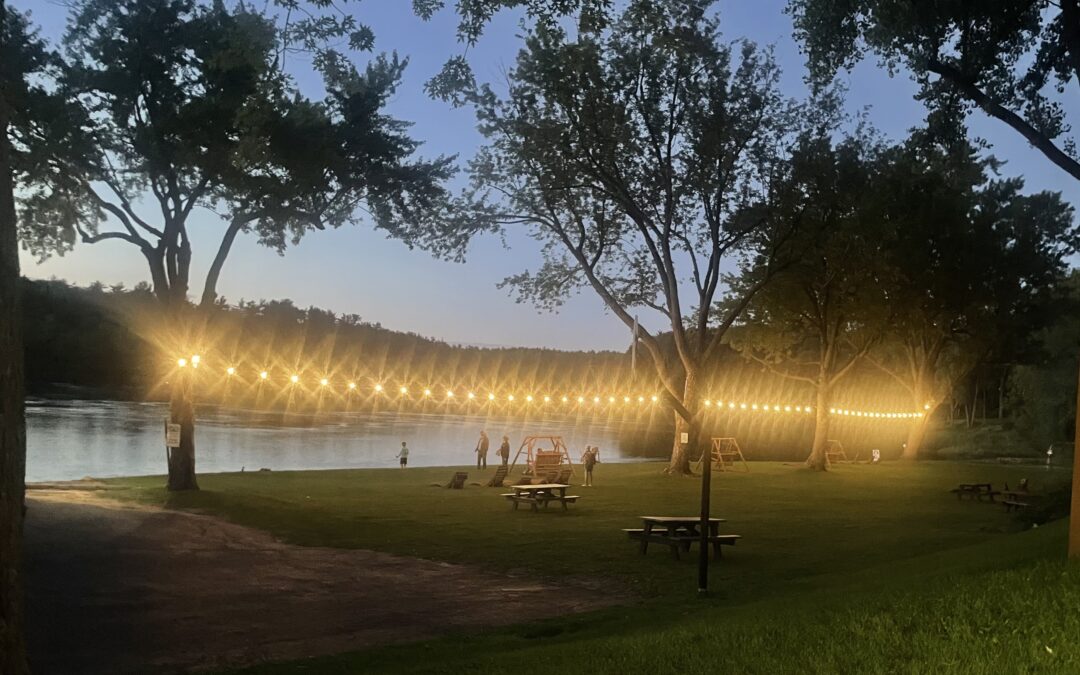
<box><xmin>623</xmin><ymin>516</ymin><xmax>741</xmax><ymax>560</ymax></box>
<box><xmin>951</xmin><ymin>483</ymin><xmax>1001</xmax><ymax>502</ymax></box>
<box><xmin>501</xmin><ymin>483</ymin><xmax>580</xmax><ymax>511</ymax></box>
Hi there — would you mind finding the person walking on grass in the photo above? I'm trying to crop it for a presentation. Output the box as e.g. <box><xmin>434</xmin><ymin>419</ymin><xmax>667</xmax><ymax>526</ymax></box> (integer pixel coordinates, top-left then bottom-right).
<box><xmin>475</xmin><ymin>430</ymin><xmax>490</xmax><ymax>469</ymax></box>
<box><xmin>499</xmin><ymin>435</ymin><xmax>511</xmax><ymax>466</ymax></box>
<box><xmin>581</xmin><ymin>445</ymin><xmax>600</xmax><ymax>486</ymax></box>
<box><xmin>397</xmin><ymin>441</ymin><xmax>410</xmax><ymax>468</ymax></box>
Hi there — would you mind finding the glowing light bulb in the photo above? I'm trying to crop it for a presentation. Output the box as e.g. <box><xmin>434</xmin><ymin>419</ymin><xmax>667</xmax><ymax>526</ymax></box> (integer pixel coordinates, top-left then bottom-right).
<box><xmin>226</xmin><ymin>366</ymin><xmax>235</xmax><ymax>376</ymax></box>
<box><xmin>191</xmin><ymin>354</ymin><xmax>201</xmax><ymax>367</ymax></box>
<box><xmin>578</xmin><ymin>396</ymin><xmax>585</xmax><ymax>403</ymax></box>
<box><xmin>177</xmin><ymin>358</ymin><xmax>188</xmax><ymax>368</ymax></box>
<box><xmin>374</xmin><ymin>383</ymin><xmax>383</xmax><ymax>392</ymax></box>
<box><xmin>526</xmin><ymin>395</ymin><xmax>533</xmax><ymax>402</ymax></box>
<box><xmin>561</xmin><ymin>396</ymin><xmax>568</xmax><ymax>403</ymax></box>
<box><xmin>704</xmin><ymin>399</ymin><xmax>712</xmax><ymax>407</ymax></box>
<box><xmin>740</xmin><ymin>403</ymin><xmax>747</xmax><ymax>410</ymax></box>
<box><xmin>543</xmin><ymin>395</ymin><xmax>550</xmax><ymax>403</ymax></box>
<box><xmin>468</xmin><ymin>392</ymin><xmax>475</xmax><ymax>399</ymax></box>
<box><xmin>805</xmin><ymin>406</ymin><xmax>812</xmax><ymax>413</ymax></box>
<box><xmin>638</xmin><ymin>396</ymin><xmax>644</xmax><ymax>403</ymax></box>
<box><xmin>623</xmin><ymin>396</ymin><xmax>630</xmax><ymax>403</ymax></box>
<box><xmin>260</xmin><ymin>371</ymin><xmax>268</xmax><ymax>380</ymax></box>
<box><xmin>924</xmin><ymin>403</ymin><xmax>931</xmax><ymax>410</ymax></box>
<box><xmin>319</xmin><ymin>378</ymin><xmax>329</xmax><ymax>387</ymax></box>
<box><xmin>608</xmin><ymin>396</ymin><xmax>615</xmax><ymax>404</ymax></box>
<box><xmin>348</xmin><ymin>382</ymin><xmax>356</xmax><ymax>390</ymax></box>
<box><xmin>508</xmin><ymin>394</ymin><xmax>515</xmax><ymax>402</ymax></box>
<box><xmin>488</xmin><ymin>393</ymin><xmax>495</xmax><ymax>401</ymax></box>
<box><xmin>795</xmin><ymin>406</ymin><xmax>802</xmax><ymax>412</ymax></box>
<box><xmin>784</xmin><ymin>405</ymin><xmax>791</xmax><ymax>412</ymax></box>
<box><xmin>400</xmin><ymin>386</ymin><xmax>408</xmax><ymax>395</ymax></box>
<box><xmin>423</xmin><ymin>389</ymin><xmax>431</xmax><ymax>397</ymax></box>
<box><xmin>751</xmin><ymin>404</ymin><xmax>759</xmax><ymax>410</ymax></box>
<box><xmin>290</xmin><ymin>374</ymin><xmax>299</xmax><ymax>384</ymax></box>
<box><xmin>829</xmin><ymin>408</ymin><xmax>836</xmax><ymax>414</ymax></box>
<box><xmin>446</xmin><ymin>390</ymin><xmax>454</xmax><ymax>398</ymax></box>
<box><xmin>651</xmin><ymin>395</ymin><xmax>658</xmax><ymax>402</ymax></box>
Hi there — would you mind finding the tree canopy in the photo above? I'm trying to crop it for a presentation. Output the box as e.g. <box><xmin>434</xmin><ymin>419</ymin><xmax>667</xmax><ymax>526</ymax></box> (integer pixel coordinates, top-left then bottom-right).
<box><xmin>788</xmin><ymin>0</ymin><xmax>1080</xmax><ymax>184</ymax></box>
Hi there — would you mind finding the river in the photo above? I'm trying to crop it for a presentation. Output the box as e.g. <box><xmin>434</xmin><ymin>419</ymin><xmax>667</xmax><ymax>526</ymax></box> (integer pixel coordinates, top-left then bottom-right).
<box><xmin>25</xmin><ymin>398</ymin><xmax>659</xmax><ymax>482</ymax></box>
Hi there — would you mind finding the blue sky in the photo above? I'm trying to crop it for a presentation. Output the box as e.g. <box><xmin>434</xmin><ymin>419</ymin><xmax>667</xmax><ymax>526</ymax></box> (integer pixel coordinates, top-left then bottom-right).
<box><xmin>15</xmin><ymin>0</ymin><xmax>1078</xmax><ymax>351</ymax></box>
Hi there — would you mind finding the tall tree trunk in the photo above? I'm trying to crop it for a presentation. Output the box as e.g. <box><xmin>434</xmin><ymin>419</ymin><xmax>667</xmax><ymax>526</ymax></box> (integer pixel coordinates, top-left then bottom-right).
<box><xmin>805</xmin><ymin>385</ymin><xmax>831</xmax><ymax>471</ymax></box>
<box><xmin>667</xmin><ymin>371</ymin><xmax>699</xmax><ymax>475</ymax></box>
<box><xmin>0</xmin><ymin>15</ymin><xmax>31</xmax><ymax>667</ymax></box>
<box><xmin>902</xmin><ymin>414</ymin><xmax>930</xmax><ymax>460</ymax></box>
<box><xmin>166</xmin><ymin>309</ymin><xmax>198</xmax><ymax>491</ymax></box>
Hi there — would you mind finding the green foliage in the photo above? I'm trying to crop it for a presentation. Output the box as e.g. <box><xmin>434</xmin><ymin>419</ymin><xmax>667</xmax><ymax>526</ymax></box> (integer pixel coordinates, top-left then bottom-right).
<box><xmin>17</xmin><ymin>0</ymin><xmax>469</xmax><ymax>308</ymax></box>
<box><xmin>787</xmin><ymin>0</ymin><xmax>1080</xmax><ymax>181</ymax></box>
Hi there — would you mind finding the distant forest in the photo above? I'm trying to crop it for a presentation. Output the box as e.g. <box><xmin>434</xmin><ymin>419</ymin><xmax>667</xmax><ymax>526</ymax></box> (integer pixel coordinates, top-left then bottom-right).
<box><xmin>24</xmin><ymin>275</ymin><xmax>1078</xmax><ymax>459</ymax></box>
<box><xmin>22</xmin><ymin>277</ymin><xmax>933</xmax><ymax>459</ymax></box>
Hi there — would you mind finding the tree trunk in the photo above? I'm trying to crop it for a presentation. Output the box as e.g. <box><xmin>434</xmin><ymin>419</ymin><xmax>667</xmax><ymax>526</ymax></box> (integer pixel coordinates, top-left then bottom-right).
<box><xmin>901</xmin><ymin>414</ymin><xmax>929</xmax><ymax>460</ymax></box>
<box><xmin>805</xmin><ymin>385</ymin><xmax>831</xmax><ymax>471</ymax></box>
<box><xmin>166</xmin><ymin>365</ymin><xmax>199</xmax><ymax>491</ymax></box>
<box><xmin>667</xmin><ymin>371</ymin><xmax>699</xmax><ymax>475</ymax></box>
<box><xmin>0</xmin><ymin>19</ymin><xmax>31</xmax><ymax>667</ymax></box>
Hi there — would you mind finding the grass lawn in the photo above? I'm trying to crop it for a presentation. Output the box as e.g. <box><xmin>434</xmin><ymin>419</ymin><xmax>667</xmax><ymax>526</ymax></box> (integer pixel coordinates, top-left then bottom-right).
<box><xmin>104</xmin><ymin>461</ymin><xmax>1075</xmax><ymax>673</ymax></box>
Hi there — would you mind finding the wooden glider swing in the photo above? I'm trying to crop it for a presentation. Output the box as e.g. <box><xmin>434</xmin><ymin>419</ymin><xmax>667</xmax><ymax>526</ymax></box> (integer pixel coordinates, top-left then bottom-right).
<box><xmin>824</xmin><ymin>440</ymin><xmax>848</xmax><ymax>463</ymax></box>
<box><xmin>508</xmin><ymin>435</ymin><xmax>575</xmax><ymax>477</ymax></box>
<box><xmin>693</xmin><ymin>437</ymin><xmax>749</xmax><ymax>473</ymax></box>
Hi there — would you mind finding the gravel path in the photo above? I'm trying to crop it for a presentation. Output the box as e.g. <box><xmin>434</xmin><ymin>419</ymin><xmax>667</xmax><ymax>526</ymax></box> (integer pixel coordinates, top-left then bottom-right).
<box><xmin>24</xmin><ymin>491</ymin><xmax>617</xmax><ymax>673</ymax></box>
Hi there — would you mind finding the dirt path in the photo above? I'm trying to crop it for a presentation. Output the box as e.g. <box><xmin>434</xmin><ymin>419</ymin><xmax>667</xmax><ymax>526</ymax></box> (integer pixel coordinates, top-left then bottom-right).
<box><xmin>24</xmin><ymin>491</ymin><xmax>619</xmax><ymax>674</ymax></box>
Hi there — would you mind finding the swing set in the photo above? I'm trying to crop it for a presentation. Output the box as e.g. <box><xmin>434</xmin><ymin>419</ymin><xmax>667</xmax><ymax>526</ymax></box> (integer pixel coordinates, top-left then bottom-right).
<box><xmin>693</xmin><ymin>437</ymin><xmax>749</xmax><ymax>472</ymax></box>
<box><xmin>508</xmin><ymin>435</ymin><xmax>576</xmax><ymax>477</ymax></box>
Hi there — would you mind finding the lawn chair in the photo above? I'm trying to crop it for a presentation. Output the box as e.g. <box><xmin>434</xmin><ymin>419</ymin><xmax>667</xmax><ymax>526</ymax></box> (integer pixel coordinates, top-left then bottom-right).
<box><xmin>445</xmin><ymin>471</ymin><xmax>468</xmax><ymax>489</ymax></box>
<box><xmin>486</xmin><ymin>465</ymin><xmax>508</xmax><ymax>488</ymax></box>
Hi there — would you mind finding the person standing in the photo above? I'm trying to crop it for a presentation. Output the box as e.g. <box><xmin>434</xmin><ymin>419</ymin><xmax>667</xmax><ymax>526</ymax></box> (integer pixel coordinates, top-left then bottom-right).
<box><xmin>581</xmin><ymin>445</ymin><xmax>600</xmax><ymax>486</ymax></box>
<box><xmin>499</xmin><ymin>435</ymin><xmax>511</xmax><ymax>466</ymax></box>
<box><xmin>475</xmin><ymin>430</ymin><xmax>490</xmax><ymax>469</ymax></box>
<box><xmin>397</xmin><ymin>441</ymin><xmax>409</xmax><ymax>468</ymax></box>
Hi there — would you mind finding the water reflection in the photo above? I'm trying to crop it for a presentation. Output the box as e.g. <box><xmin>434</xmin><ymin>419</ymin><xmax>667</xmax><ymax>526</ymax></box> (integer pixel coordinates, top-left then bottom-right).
<box><xmin>26</xmin><ymin>398</ymin><xmax>654</xmax><ymax>482</ymax></box>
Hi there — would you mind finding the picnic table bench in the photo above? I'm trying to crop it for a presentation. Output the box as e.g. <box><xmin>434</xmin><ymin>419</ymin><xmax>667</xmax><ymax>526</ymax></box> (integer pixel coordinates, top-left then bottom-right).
<box><xmin>950</xmin><ymin>483</ymin><xmax>1001</xmax><ymax>502</ymax></box>
<box><xmin>1001</xmin><ymin>490</ymin><xmax>1041</xmax><ymax>511</ymax></box>
<box><xmin>501</xmin><ymin>484</ymin><xmax>580</xmax><ymax>512</ymax></box>
<box><xmin>624</xmin><ymin>516</ymin><xmax>741</xmax><ymax>560</ymax></box>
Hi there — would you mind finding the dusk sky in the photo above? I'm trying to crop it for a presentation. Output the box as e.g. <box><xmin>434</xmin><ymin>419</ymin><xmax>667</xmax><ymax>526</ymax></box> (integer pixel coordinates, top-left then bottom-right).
<box><xmin>15</xmin><ymin>0</ymin><xmax>1078</xmax><ymax>351</ymax></box>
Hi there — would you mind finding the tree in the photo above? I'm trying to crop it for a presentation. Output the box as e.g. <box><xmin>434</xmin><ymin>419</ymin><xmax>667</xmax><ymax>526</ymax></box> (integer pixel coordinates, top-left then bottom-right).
<box><xmin>729</xmin><ymin>133</ymin><xmax>889</xmax><ymax>470</ymax></box>
<box><xmin>865</xmin><ymin>135</ymin><xmax>1076</xmax><ymax>458</ymax></box>
<box><xmin>2</xmin><ymin>3</ymin><xmax>88</xmax><ymax>670</ymax></box>
<box><xmin>20</xmin><ymin>0</ymin><xmax>466</xmax><ymax>490</ymax></box>
<box><xmin>447</xmin><ymin>1</ymin><xmax>812</xmax><ymax>472</ymax></box>
<box><xmin>788</xmin><ymin>0</ymin><xmax>1080</xmax><ymax>184</ymax></box>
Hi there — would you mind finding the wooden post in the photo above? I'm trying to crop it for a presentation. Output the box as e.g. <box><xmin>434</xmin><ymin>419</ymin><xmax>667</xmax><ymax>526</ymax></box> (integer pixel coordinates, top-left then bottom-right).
<box><xmin>698</xmin><ymin>437</ymin><xmax>711</xmax><ymax>595</ymax></box>
<box><xmin>1069</xmin><ymin>357</ymin><xmax>1080</xmax><ymax>559</ymax></box>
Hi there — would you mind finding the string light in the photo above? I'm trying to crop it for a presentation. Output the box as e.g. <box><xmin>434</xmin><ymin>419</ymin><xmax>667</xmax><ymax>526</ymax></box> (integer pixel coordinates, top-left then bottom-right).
<box><xmin>168</xmin><ymin>360</ymin><xmax>919</xmax><ymax>421</ymax></box>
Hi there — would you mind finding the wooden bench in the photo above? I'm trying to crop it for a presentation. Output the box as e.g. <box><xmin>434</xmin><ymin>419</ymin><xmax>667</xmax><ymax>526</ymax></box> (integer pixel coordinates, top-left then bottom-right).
<box><xmin>1003</xmin><ymin>500</ymin><xmax>1030</xmax><ymax>511</ymax></box>
<box><xmin>623</xmin><ymin>528</ymin><xmax>742</xmax><ymax>560</ymax></box>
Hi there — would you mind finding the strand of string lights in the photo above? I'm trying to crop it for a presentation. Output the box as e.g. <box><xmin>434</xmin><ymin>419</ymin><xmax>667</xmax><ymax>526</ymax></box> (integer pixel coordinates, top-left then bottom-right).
<box><xmin>174</xmin><ymin>356</ymin><xmax>926</xmax><ymax>421</ymax></box>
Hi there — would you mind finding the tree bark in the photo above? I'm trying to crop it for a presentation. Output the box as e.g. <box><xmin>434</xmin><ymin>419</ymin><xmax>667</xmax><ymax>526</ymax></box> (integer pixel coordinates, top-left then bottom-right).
<box><xmin>0</xmin><ymin>7</ymin><xmax>31</xmax><ymax>664</ymax></box>
<box><xmin>901</xmin><ymin>415</ymin><xmax>929</xmax><ymax>460</ymax></box>
<box><xmin>667</xmin><ymin>371</ymin><xmax>699</xmax><ymax>475</ymax></box>
<box><xmin>805</xmin><ymin>385</ymin><xmax>831</xmax><ymax>471</ymax></box>
<box><xmin>167</xmin><ymin>370</ymin><xmax>198</xmax><ymax>491</ymax></box>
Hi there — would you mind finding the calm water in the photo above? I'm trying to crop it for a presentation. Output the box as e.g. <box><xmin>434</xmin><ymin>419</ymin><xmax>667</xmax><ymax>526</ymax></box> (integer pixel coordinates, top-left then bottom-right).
<box><xmin>26</xmin><ymin>399</ymin><xmax>655</xmax><ymax>482</ymax></box>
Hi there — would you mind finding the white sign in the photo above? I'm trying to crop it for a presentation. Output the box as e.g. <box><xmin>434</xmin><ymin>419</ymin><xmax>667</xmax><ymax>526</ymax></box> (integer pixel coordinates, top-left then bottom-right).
<box><xmin>680</xmin><ymin>432</ymin><xmax>689</xmax><ymax>444</ymax></box>
<box><xmin>165</xmin><ymin>423</ymin><xmax>182</xmax><ymax>448</ymax></box>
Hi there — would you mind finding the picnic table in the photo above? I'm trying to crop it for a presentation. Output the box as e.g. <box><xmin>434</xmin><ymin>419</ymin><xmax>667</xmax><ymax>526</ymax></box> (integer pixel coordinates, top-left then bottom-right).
<box><xmin>501</xmin><ymin>484</ymin><xmax>580</xmax><ymax>512</ymax></box>
<box><xmin>950</xmin><ymin>483</ymin><xmax>1001</xmax><ymax>502</ymax></box>
<box><xmin>623</xmin><ymin>516</ymin><xmax>741</xmax><ymax>560</ymax></box>
<box><xmin>1001</xmin><ymin>490</ymin><xmax>1040</xmax><ymax>511</ymax></box>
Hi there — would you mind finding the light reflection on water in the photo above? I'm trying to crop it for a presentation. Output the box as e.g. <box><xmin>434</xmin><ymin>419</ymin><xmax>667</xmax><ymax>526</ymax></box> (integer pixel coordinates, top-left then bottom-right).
<box><xmin>25</xmin><ymin>398</ymin><xmax>654</xmax><ymax>482</ymax></box>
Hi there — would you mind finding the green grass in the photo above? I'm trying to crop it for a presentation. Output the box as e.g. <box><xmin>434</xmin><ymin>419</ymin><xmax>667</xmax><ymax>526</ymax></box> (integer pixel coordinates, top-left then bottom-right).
<box><xmin>102</xmin><ymin>461</ymin><xmax>1075</xmax><ymax>673</ymax></box>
